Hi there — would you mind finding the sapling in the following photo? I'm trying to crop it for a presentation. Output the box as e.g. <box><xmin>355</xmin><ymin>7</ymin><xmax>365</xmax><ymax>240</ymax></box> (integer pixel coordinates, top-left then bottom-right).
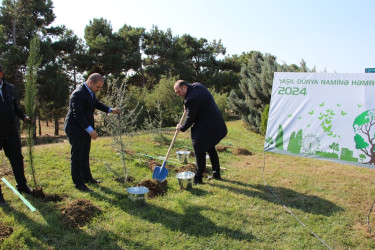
<box><xmin>103</xmin><ymin>78</ymin><xmax>142</xmax><ymax>183</ymax></box>
<box><xmin>24</xmin><ymin>35</ymin><xmax>42</xmax><ymax>188</ymax></box>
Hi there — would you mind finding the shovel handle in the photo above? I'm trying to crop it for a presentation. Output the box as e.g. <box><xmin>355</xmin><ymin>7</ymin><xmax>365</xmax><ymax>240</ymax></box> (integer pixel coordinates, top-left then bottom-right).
<box><xmin>161</xmin><ymin>109</ymin><xmax>187</xmax><ymax>168</ymax></box>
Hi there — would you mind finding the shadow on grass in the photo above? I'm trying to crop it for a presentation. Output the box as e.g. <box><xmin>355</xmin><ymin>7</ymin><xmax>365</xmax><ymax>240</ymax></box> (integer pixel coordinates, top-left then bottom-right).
<box><xmin>92</xmin><ymin>185</ymin><xmax>254</xmax><ymax>242</ymax></box>
<box><xmin>212</xmin><ymin>179</ymin><xmax>344</xmax><ymax>216</ymax></box>
<box><xmin>0</xmin><ymin>195</ymin><xmax>142</xmax><ymax>249</ymax></box>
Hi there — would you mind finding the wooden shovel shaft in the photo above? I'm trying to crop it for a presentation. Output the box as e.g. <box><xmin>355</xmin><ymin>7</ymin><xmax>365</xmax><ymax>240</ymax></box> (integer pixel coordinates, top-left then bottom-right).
<box><xmin>161</xmin><ymin>109</ymin><xmax>187</xmax><ymax>168</ymax></box>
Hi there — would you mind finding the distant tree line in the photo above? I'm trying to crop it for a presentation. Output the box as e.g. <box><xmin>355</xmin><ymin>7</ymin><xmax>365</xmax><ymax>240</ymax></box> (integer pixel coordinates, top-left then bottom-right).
<box><xmin>0</xmin><ymin>0</ymin><xmax>313</xmax><ymax>135</ymax></box>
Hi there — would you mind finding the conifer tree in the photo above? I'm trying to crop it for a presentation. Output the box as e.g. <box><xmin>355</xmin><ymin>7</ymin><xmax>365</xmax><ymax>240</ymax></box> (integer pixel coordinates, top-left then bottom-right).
<box><xmin>228</xmin><ymin>51</ymin><xmax>280</xmax><ymax>132</ymax></box>
<box><xmin>24</xmin><ymin>35</ymin><xmax>41</xmax><ymax>188</ymax></box>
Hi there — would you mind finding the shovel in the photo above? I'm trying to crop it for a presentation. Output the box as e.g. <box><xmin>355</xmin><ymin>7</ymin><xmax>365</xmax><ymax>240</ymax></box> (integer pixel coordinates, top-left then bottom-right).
<box><xmin>153</xmin><ymin>109</ymin><xmax>187</xmax><ymax>182</ymax></box>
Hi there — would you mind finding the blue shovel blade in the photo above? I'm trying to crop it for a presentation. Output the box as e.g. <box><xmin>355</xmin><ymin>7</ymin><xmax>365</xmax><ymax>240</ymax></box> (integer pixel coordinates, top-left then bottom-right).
<box><xmin>153</xmin><ymin>163</ymin><xmax>169</xmax><ymax>182</ymax></box>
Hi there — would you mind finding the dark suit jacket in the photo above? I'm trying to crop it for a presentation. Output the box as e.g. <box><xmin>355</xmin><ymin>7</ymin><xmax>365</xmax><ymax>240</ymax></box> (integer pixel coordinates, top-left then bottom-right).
<box><xmin>180</xmin><ymin>83</ymin><xmax>227</xmax><ymax>152</ymax></box>
<box><xmin>0</xmin><ymin>81</ymin><xmax>26</xmax><ymax>137</ymax></box>
<box><xmin>64</xmin><ymin>84</ymin><xmax>110</xmax><ymax>137</ymax></box>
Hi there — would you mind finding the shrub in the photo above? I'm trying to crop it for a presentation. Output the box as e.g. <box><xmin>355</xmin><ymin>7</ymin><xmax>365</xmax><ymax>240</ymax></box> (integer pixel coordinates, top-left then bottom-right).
<box><xmin>260</xmin><ymin>104</ymin><xmax>270</xmax><ymax>136</ymax></box>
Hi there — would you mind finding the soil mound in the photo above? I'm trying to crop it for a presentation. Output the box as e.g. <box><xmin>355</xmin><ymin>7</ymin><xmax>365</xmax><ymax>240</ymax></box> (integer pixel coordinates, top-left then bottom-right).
<box><xmin>61</xmin><ymin>199</ymin><xmax>101</xmax><ymax>228</ymax></box>
<box><xmin>216</xmin><ymin>145</ymin><xmax>228</xmax><ymax>152</ymax></box>
<box><xmin>0</xmin><ymin>223</ymin><xmax>13</xmax><ymax>241</ymax></box>
<box><xmin>137</xmin><ymin>179</ymin><xmax>167</xmax><ymax>198</ymax></box>
<box><xmin>232</xmin><ymin>147</ymin><xmax>253</xmax><ymax>156</ymax></box>
<box><xmin>176</xmin><ymin>163</ymin><xmax>196</xmax><ymax>173</ymax></box>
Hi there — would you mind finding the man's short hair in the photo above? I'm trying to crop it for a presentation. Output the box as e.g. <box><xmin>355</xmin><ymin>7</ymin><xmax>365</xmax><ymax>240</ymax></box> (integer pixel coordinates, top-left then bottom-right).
<box><xmin>87</xmin><ymin>73</ymin><xmax>103</xmax><ymax>85</ymax></box>
<box><xmin>175</xmin><ymin>80</ymin><xmax>188</xmax><ymax>88</ymax></box>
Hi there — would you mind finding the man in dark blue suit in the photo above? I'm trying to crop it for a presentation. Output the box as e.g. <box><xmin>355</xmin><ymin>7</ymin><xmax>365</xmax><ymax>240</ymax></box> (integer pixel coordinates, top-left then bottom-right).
<box><xmin>0</xmin><ymin>65</ymin><xmax>32</xmax><ymax>206</ymax></box>
<box><xmin>64</xmin><ymin>73</ymin><xmax>120</xmax><ymax>192</ymax></box>
<box><xmin>174</xmin><ymin>80</ymin><xmax>227</xmax><ymax>184</ymax></box>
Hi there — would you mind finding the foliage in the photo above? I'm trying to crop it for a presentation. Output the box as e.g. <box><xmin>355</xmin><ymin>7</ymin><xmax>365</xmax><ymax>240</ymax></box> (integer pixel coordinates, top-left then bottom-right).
<box><xmin>228</xmin><ymin>51</ymin><xmax>310</xmax><ymax>133</ymax></box>
<box><xmin>37</xmin><ymin>63</ymin><xmax>69</xmax><ymax>135</ymax></box>
<box><xmin>260</xmin><ymin>104</ymin><xmax>270</xmax><ymax>136</ymax></box>
<box><xmin>24</xmin><ymin>35</ymin><xmax>41</xmax><ymax>188</ymax></box>
<box><xmin>210</xmin><ymin>88</ymin><xmax>229</xmax><ymax>121</ymax></box>
<box><xmin>143</xmin><ymin>75</ymin><xmax>184</xmax><ymax>126</ymax></box>
<box><xmin>0</xmin><ymin>0</ymin><xmax>55</xmax><ymax>89</ymax></box>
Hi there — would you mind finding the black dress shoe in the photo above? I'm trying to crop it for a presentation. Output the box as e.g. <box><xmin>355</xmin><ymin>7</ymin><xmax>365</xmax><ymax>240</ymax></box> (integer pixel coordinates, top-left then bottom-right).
<box><xmin>16</xmin><ymin>184</ymin><xmax>32</xmax><ymax>194</ymax></box>
<box><xmin>85</xmin><ymin>178</ymin><xmax>102</xmax><ymax>184</ymax></box>
<box><xmin>75</xmin><ymin>184</ymin><xmax>93</xmax><ymax>192</ymax></box>
<box><xmin>194</xmin><ymin>179</ymin><xmax>205</xmax><ymax>185</ymax></box>
<box><xmin>0</xmin><ymin>196</ymin><xmax>9</xmax><ymax>206</ymax></box>
<box><xmin>209</xmin><ymin>174</ymin><xmax>222</xmax><ymax>180</ymax></box>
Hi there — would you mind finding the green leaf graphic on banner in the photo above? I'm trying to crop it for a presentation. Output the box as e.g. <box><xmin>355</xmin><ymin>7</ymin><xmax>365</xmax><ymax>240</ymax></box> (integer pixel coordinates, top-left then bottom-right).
<box><xmin>358</xmin><ymin>104</ymin><xmax>362</xmax><ymax>108</ymax></box>
<box><xmin>337</xmin><ymin>104</ymin><xmax>341</xmax><ymax>107</ymax></box>
<box><xmin>308</xmin><ymin>110</ymin><xmax>314</xmax><ymax>115</ymax></box>
<box><xmin>319</xmin><ymin>102</ymin><xmax>324</xmax><ymax>107</ymax></box>
<box><xmin>341</xmin><ymin>111</ymin><xmax>347</xmax><ymax>116</ymax></box>
<box><xmin>322</xmin><ymin>125</ymin><xmax>332</xmax><ymax>132</ymax></box>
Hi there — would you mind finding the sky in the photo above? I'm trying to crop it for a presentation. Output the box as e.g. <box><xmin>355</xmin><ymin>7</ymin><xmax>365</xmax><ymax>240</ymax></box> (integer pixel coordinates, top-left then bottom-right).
<box><xmin>51</xmin><ymin>0</ymin><xmax>375</xmax><ymax>73</ymax></box>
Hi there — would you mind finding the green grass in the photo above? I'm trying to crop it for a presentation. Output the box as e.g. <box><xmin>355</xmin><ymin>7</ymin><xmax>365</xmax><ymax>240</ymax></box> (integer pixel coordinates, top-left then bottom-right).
<box><xmin>1</xmin><ymin>120</ymin><xmax>375</xmax><ymax>249</ymax></box>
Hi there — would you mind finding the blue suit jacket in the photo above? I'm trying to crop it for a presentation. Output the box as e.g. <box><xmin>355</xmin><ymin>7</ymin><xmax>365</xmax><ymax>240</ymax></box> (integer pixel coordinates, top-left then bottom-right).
<box><xmin>64</xmin><ymin>84</ymin><xmax>110</xmax><ymax>137</ymax></box>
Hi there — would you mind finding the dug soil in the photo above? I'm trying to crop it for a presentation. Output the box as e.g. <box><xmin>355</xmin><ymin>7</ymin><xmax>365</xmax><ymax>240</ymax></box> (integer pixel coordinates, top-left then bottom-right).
<box><xmin>60</xmin><ymin>199</ymin><xmax>101</xmax><ymax>228</ymax></box>
<box><xmin>0</xmin><ymin>223</ymin><xmax>13</xmax><ymax>241</ymax></box>
<box><xmin>216</xmin><ymin>145</ymin><xmax>228</xmax><ymax>152</ymax></box>
<box><xmin>43</xmin><ymin>194</ymin><xmax>66</xmax><ymax>202</ymax></box>
<box><xmin>137</xmin><ymin>179</ymin><xmax>167</xmax><ymax>198</ymax></box>
<box><xmin>232</xmin><ymin>147</ymin><xmax>253</xmax><ymax>156</ymax></box>
<box><xmin>176</xmin><ymin>163</ymin><xmax>196</xmax><ymax>173</ymax></box>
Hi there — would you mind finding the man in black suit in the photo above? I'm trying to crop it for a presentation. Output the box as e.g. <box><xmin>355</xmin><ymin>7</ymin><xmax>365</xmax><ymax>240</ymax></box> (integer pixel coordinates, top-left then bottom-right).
<box><xmin>0</xmin><ymin>65</ymin><xmax>32</xmax><ymax>206</ymax></box>
<box><xmin>174</xmin><ymin>80</ymin><xmax>227</xmax><ymax>184</ymax></box>
<box><xmin>64</xmin><ymin>73</ymin><xmax>120</xmax><ymax>192</ymax></box>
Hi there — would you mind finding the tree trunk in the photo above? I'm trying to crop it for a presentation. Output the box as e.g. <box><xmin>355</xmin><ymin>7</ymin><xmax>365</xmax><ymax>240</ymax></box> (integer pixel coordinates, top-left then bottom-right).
<box><xmin>33</xmin><ymin>114</ymin><xmax>37</xmax><ymax>144</ymax></box>
<box><xmin>54</xmin><ymin>115</ymin><xmax>59</xmax><ymax>136</ymax></box>
<box><xmin>38</xmin><ymin>116</ymin><xmax>41</xmax><ymax>136</ymax></box>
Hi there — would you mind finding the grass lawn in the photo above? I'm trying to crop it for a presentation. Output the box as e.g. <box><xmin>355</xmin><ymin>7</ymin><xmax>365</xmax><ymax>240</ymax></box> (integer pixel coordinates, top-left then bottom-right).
<box><xmin>1</xmin><ymin>120</ymin><xmax>375</xmax><ymax>249</ymax></box>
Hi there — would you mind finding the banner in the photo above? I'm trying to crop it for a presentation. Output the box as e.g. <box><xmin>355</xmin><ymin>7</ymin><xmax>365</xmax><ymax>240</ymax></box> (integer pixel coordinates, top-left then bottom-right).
<box><xmin>264</xmin><ymin>72</ymin><xmax>375</xmax><ymax>169</ymax></box>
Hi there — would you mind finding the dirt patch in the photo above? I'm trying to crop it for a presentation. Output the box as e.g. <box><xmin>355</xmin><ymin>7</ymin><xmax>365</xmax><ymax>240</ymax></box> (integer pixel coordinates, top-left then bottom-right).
<box><xmin>176</xmin><ymin>163</ymin><xmax>196</xmax><ymax>173</ymax></box>
<box><xmin>43</xmin><ymin>193</ymin><xmax>66</xmax><ymax>202</ymax></box>
<box><xmin>31</xmin><ymin>187</ymin><xmax>45</xmax><ymax>199</ymax></box>
<box><xmin>216</xmin><ymin>145</ymin><xmax>228</xmax><ymax>152</ymax></box>
<box><xmin>60</xmin><ymin>199</ymin><xmax>101</xmax><ymax>228</ymax></box>
<box><xmin>115</xmin><ymin>176</ymin><xmax>135</xmax><ymax>184</ymax></box>
<box><xmin>232</xmin><ymin>147</ymin><xmax>253</xmax><ymax>156</ymax></box>
<box><xmin>0</xmin><ymin>223</ymin><xmax>13</xmax><ymax>241</ymax></box>
<box><xmin>0</xmin><ymin>165</ymin><xmax>12</xmax><ymax>178</ymax></box>
<box><xmin>148</xmin><ymin>159</ymin><xmax>160</xmax><ymax>171</ymax></box>
<box><xmin>136</xmin><ymin>179</ymin><xmax>167</xmax><ymax>198</ymax></box>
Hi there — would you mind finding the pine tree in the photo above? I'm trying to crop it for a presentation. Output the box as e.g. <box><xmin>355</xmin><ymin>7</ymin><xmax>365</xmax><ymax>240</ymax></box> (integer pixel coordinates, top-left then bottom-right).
<box><xmin>228</xmin><ymin>51</ymin><xmax>280</xmax><ymax>132</ymax></box>
<box><xmin>24</xmin><ymin>35</ymin><xmax>42</xmax><ymax>188</ymax></box>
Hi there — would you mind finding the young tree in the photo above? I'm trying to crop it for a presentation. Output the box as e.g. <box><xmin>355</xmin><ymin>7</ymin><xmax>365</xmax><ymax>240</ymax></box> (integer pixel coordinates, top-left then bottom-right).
<box><xmin>102</xmin><ymin>78</ymin><xmax>142</xmax><ymax>183</ymax></box>
<box><xmin>24</xmin><ymin>35</ymin><xmax>41</xmax><ymax>188</ymax></box>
